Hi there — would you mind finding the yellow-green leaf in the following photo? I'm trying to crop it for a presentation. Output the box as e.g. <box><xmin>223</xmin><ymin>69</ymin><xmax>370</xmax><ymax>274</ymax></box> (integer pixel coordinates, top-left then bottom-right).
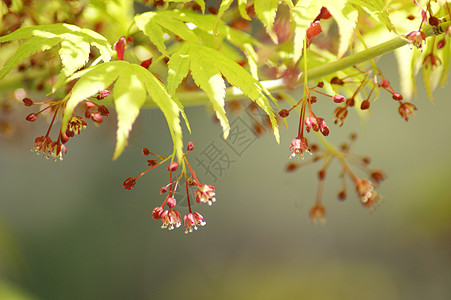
<box><xmin>112</xmin><ymin>64</ymin><xmax>147</xmax><ymax>160</ymax></box>
<box><xmin>254</xmin><ymin>0</ymin><xmax>280</xmax><ymax>43</ymax></box>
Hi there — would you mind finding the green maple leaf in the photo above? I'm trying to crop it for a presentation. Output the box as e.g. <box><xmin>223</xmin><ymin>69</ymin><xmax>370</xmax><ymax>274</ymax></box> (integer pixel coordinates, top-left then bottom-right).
<box><xmin>254</xmin><ymin>0</ymin><xmax>281</xmax><ymax>43</ymax></box>
<box><xmin>63</xmin><ymin>61</ymin><xmax>183</xmax><ymax>160</ymax></box>
<box><xmin>0</xmin><ymin>23</ymin><xmax>112</xmax><ymax>80</ymax></box>
<box><xmin>323</xmin><ymin>1</ymin><xmax>358</xmax><ymax>58</ymax></box>
<box><xmin>291</xmin><ymin>0</ymin><xmax>323</xmax><ymax>62</ymax></box>
<box><xmin>348</xmin><ymin>0</ymin><xmax>395</xmax><ymax>32</ymax></box>
<box><xmin>167</xmin><ymin>42</ymin><xmax>280</xmax><ymax>143</ymax></box>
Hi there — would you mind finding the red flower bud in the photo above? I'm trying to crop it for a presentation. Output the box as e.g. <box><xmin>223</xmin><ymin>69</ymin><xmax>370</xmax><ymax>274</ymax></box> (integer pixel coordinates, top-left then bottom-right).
<box><xmin>278</xmin><ymin>109</ymin><xmax>290</xmax><ymax>118</ymax></box>
<box><xmin>187</xmin><ymin>142</ymin><xmax>194</xmax><ymax>151</ymax></box>
<box><xmin>360</xmin><ymin>100</ymin><xmax>370</xmax><ymax>110</ymax></box>
<box><xmin>123</xmin><ymin>177</ymin><xmax>136</xmax><ymax>190</ymax></box>
<box><xmin>26</xmin><ymin>113</ymin><xmax>37</xmax><ymax>122</ymax></box>
<box><xmin>392</xmin><ymin>93</ymin><xmax>403</xmax><ymax>101</ymax></box>
<box><xmin>23</xmin><ymin>97</ymin><xmax>33</xmax><ymax>106</ymax></box>
<box><xmin>98</xmin><ymin>105</ymin><xmax>109</xmax><ymax>116</ymax></box>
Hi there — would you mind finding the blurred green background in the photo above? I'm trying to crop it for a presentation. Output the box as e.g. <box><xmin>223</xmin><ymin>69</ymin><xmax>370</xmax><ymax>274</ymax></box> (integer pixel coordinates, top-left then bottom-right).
<box><xmin>1</xmin><ymin>54</ymin><xmax>451</xmax><ymax>300</ymax></box>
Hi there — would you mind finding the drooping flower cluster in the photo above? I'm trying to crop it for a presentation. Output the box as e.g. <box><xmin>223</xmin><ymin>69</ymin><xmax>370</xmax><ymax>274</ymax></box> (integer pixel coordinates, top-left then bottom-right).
<box><xmin>123</xmin><ymin>142</ymin><xmax>215</xmax><ymax>234</ymax></box>
<box><xmin>286</xmin><ymin>133</ymin><xmax>385</xmax><ymax>224</ymax></box>
<box><xmin>23</xmin><ymin>91</ymin><xmax>110</xmax><ymax>161</ymax></box>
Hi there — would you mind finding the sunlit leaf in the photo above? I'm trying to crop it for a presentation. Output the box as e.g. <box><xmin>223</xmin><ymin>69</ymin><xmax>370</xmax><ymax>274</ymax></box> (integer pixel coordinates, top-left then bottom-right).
<box><xmin>167</xmin><ymin>43</ymin><xmax>191</xmax><ymax>96</ymax></box>
<box><xmin>291</xmin><ymin>0</ymin><xmax>322</xmax><ymax>62</ymax></box>
<box><xmin>0</xmin><ymin>23</ymin><xmax>112</xmax><ymax>80</ymax></box>
<box><xmin>64</xmin><ymin>61</ymin><xmax>183</xmax><ymax>159</ymax></box>
<box><xmin>323</xmin><ymin>1</ymin><xmax>358</xmax><ymax>58</ymax></box>
<box><xmin>254</xmin><ymin>0</ymin><xmax>280</xmax><ymax>43</ymax></box>
<box><xmin>348</xmin><ymin>0</ymin><xmax>395</xmax><ymax>32</ymax></box>
<box><xmin>189</xmin><ymin>44</ymin><xmax>229</xmax><ymax>139</ymax></box>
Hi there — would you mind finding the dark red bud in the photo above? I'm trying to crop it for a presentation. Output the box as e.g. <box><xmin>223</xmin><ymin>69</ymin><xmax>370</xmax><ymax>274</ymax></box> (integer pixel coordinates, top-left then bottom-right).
<box><xmin>207</xmin><ymin>6</ymin><xmax>218</xmax><ymax>15</ymax></box>
<box><xmin>187</xmin><ymin>142</ymin><xmax>194</xmax><ymax>151</ymax></box>
<box><xmin>61</xmin><ymin>133</ymin><xmax>69</xmax><ymax>144</ymax></box>
<box><xmin>360</xmin><ymin>100</ymin><xmax>370</xmax><ymax>110</ymax></box>
<box><xmin>66</xmin><ymin>129</ymin><xmax>75</xmax><ymax>138</ymax></box>
<box><xmin>147</xmin><ymin>160</ymin><xmax>157</xmax><ymax>166</ymax></box>
<box><xmin>23</xmin><ymin>97</ymin><xmax>33</xmax><ymax>106</ymax></box>
<box><xmin>346</xmin><ymin>98</ymin><xmax>355</xmax><ymax>106</ymax></box>
<box><xmin>429</xmin><ymin>16</ymin><xmax>439</xmax><ymax>27</ymax></box>
<box><xmin>392</xmin><ymin>93</ymin><xmax>403</xmax><ymax>101</ymax></box>
<box><xmin>330</xmin><ymin>77</ymin><xmax>344</xmax><ymax>85</ymax></box>
<box><xmin>26</xmin><ymin>113</ymin><xmax>37</xmax><ymax>122</ymax></box>
<box><xmin>437</xmin><ymin>39</ymin><xmax>446</xmax><ymax>49</ymax></box>
<box><xmin>317</xmin><ymin>81</ymin><xmax>324</xmax><ymax>88</ymax></box>
<box><xmin>286</xmin><ymin>162</ymin><xmax>298</xmax><ymax>172</ymax></box>
<box><xmin>318</xmin><ymin>169</ymin><xmax>326</xmax><ymax>180</ymax></box>
<box><xmin>98</xmin><ymin>105</ymin><xmax>109</xmax><ymax>116</ymax></box>
<box><xmin>338</xmin><ymin>190</ymin><xmax>347</xmax><ymax>201</ymax></box>
<box><xmin>123</xmin><ymin>177</ymin><xmax>136</xmax><ymax>190</ymax></box>
<box><xmin>142</xmin><ymin>147</ymin><xmax>150</xmax><ymax>155</ymax></box>
<box><xmin>278</xmin><ymin>109</ymin><xmax>290</xmax><ymax>118</ymax></box>
<box><xmin>160</xmin><ymin>186</ymin><xmax>167</xmax><ymax>194</ymax></box>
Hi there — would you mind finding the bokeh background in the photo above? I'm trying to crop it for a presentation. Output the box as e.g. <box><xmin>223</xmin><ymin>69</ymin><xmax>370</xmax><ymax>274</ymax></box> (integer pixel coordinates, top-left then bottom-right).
<box><xmin>1</xmin><ymin>52</ymin><xmax>451</xmax><ymax>299</ymax></box>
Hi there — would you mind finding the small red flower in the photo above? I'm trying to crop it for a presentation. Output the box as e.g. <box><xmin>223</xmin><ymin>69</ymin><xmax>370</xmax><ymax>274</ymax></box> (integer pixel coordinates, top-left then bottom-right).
<box><xmin>289</xmin><ymin>137</ymin><xmax>310</xmax><ymax>159</ymax></box>
<box><xmin>355</xmin><ymin>179</ymin><xmax>380</xmax><ymax>209</ymax></box>
<box><xmin>195</xmin><ymin>184</ymin><xmax>216</xmax><ymax>205</ymax></box>
<box><xmin>398</xmin><ymin>102</ymin><xmax>417</xmax><ymax>121</ymax></box>
<box><xmin>184</xmin><ymin>212</ymin><xmax>206</xmax><ymax>234</ymax></box>
<box><xmin>422</xmin><ymin>53</ymin><xmax>442</xmax><ymax>69</ymax></box>
<box><xmin>309</xmin><ymin>203</ymin><xmax>326</xmax><ymax>224</ymax></box>
<box><xmin>333</xmin><ymin>107</ymin><xmax>348</xmax><ymax>126</ymax></box>
<box><xmin>406</xmin><ymin>30</ymin><xmax>426</xmax><ymax>49</ymax></box>
<box><xmin>67</xmin><ymin>116</ymin><xmax>87</xmax><ymax>135</ymax></box>
<box><xmin>160</xmin><ymin>208</ymin><xmax>181</xmax><ymax>230</ymax></box>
